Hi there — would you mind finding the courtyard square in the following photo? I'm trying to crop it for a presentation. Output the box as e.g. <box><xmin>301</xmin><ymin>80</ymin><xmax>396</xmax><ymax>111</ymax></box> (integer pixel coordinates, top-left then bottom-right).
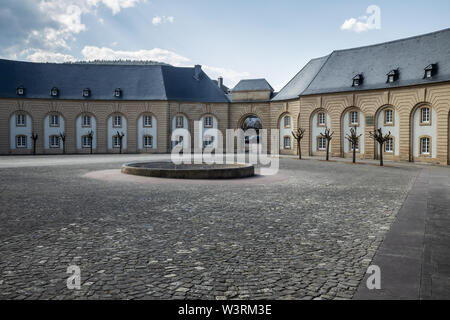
<box><xmin>2</xmin><ymin>155</ymin><xmax>445</xmax><ymax>300</ymax></box>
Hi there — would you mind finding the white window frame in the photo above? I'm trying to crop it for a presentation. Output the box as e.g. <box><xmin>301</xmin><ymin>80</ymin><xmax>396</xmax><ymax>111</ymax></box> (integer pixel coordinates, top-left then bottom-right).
<box><xmin>50</xmin><ymin>135</ymin><xmax>59</xmax><ymax>148</ymax></box>
<box><xmin>113</xmin><ymin>115</ymin><xmax>122</xmax><ymax>127</ymax></box>
<box><xmin>144</xmin><ymin>115</ymin><xmax>152</xmax><ymax>127</ymax></box>
<box><xmin>385</xmin><ymin>138</ymin><xmax>393</xmax><ymax>153</ymax></box>
<box><xmin>83</xmin><ymin>115</ymin><xmax>91</xmax><ymax>127</ymax></box>
<box><xmin>318</xmin><ymin>137</ymin><xmax>326</xmax><ymax>151</ymax></box>
<box><xmin>318</xmin><ymin>113</ymin><xmax>326</xmax><ymax>126</ymax></box>
<box><xmin>284</xmin><ymin>136</ymin><xmax>291</xmax><ymax>149</ymax></box>
<box><xmin>176</xmin><ymin>116</ymin><xmax>184</xmax><ymax>128</ymax></box>
<box><xmin>143</xmin><ymin>135</ymin><xmax>153</xmax><ymax>148</ymax></box>
<box><xmin>204</xmin><ymin>116</ymin><xmax>213</xmax><ymax>128</ymax></box>
<box><xmin>16</xmin><ymin>114</ymin><xmax>26</xmax><ymax>126</ymax></box>
<box><xmin>421</xmin><ymin>137</ymin><xmax>430</xmax><ymax>155</ymax></box>
<box><xmin>421</xmin><ymin>107</ymin><xmax>430</xmax><ymax>124</ymax></box>
<box><xmin>50</xmin><ymin>114</ymin><xmax>59</xmax><ymax>127</ymax></box>
<box><xmin>16</xmin><ymin>135</ymin><xmax>27</xmax><ymax>148</ymax></box>
<box><xmin>82</xmin><ymin>135</ymin><xmax>92</xmax><ymax>148</ymax></box>
<box><xmin>385</xmin><ymin>109</ymin><xmax>393</xmax><ymax>125</ymax></box>
<box><xmin>284</xmin><ymin>116</ymin><xmax>291</xmax><ymax>128</ymax></box>
<box><xmin>113</xmin><ymin>135</ymin><xmax>121</xmax><ymax>148</ymax></box>
<box><xmin>350</xmin><ymin>111</ymin><xmax>358</xmax><ymax>125</ymax></box>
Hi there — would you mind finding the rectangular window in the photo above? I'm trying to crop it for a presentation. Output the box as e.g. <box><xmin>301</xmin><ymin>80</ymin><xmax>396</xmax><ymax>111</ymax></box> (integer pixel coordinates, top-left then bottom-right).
<box><xmin>385</xmin><ymin>109</ymin><xmax>393</xmax><ymax>125</ymax></box>
<box><xmin>176</xmin><ymin>116</ymin><xmax>184</xmax><ymax>128</ymax></box>
<box><xmin>350</xmin><ymin>111</ymin><xmax>358</xmax><ymax>125</ymax></box>
<box><xmin>114</xmin><ymin>116</ymin><xmax>122</xmax><ymax>127</ymax></box>
<box><xmin>421</xmin><ymin>137</ymin><xmax>430</xmax><ymax>155</ymax></box>
<box><xmin>318</xmin><ymin>137</ymin><xmax>326</xmax><ymax>151</ymax></box>
<box><xmin>83</xmin><ymin>136</ymin><xmax>92</xmax><ymax>147</ymax></box>
<box><xmin>113</xmin><ymin>136</ymin><xmax>121</xmax><ymax>148</ymax></box>
<box><xmin>50</xmin><ymin>115</ymin><xmax>59</xmax><ymax>126</ymax></box>
<box><xmin>143</xmin><ymin>136</ymin><xmax>153</xmax><ymax>148</ymax></box>
<box><xmin>83</xmin><ymin>115</ymin><xmax>91</xmax><ymax>127</ymax></box>
<box><xmin>203</xmin><ymin>136</ymin><xmax>214</xmax><ymax>147</ymax></box>
<box><xmin>16</xmin><ymin>135</ymin><xmax>27</xmax><ymax>148</ymax></box>
<box><xmin>284</xmin><ymin>116</ymin><xmax>291</xmax><ymax>128</ymax></box>
<box><xmin>421</xmin><ymin>107</ymin><xmax>430</xmax><ymax>124</ymax></box>
<box><xmin>204</xmin><ymin>116</ymin><xmax>213</xmax><ymax>128</ymax></box>
<box><xmin>50</xmin><ymin>135</ymin><xmax>59</xmax><ymax>148</ymax></box>
<box><xmin>16</xmin><ymin>114</ymin><xmax>26</xmax><ymax>126</ymax></box>
<box><xmin>350</xmin><ymin>138</ymin><xmax>359</xmax><ymax>151</ymax></box>
<box><xmin>318</xmin><ymin>113</ymin><xmax>326</xmax><ymax>126</ymax></box>
<box><xmin>385</xmin><ymin>138</ymin><xmax>393</xmax><ymax>153</ymax></box>
<box><xmin>144</xmin><ymin>116</ymin><xmax>152</xmax><ymax>127</ymax></box>
<box><xmin>284</xmin><ymin>136</ymin><xmax>291</xmax><ymax>149</ymax></box>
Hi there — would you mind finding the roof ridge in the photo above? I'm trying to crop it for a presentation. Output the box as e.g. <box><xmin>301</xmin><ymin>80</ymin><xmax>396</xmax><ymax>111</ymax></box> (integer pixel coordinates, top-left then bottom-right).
<box><xmin>334</xmin><ymin>27</ymin><xmax>450</xmax><ymax>54</ymax></box>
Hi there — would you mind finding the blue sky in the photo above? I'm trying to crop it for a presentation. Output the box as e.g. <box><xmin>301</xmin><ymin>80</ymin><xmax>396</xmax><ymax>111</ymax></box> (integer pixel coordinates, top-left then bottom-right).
<box><xmin>1</xmin><ymin>0</ymin><xmax>450</xmax><ymax>90</ymax></box>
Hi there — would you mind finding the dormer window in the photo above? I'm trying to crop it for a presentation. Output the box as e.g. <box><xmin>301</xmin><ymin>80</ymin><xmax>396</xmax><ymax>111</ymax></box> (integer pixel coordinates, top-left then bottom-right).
<box><xmin>114</xmin><ymin>88</ymin><xmax>122</xmax><ymax>98</ymax></box>
<box><xmin>16</xmin><ymin>86</ymin><xmax>25</xmax><ymax>96</ymax></box>
<box><xmin>82</xmin><ymin>88</ymin><xmax>91</xmax><ymax>97</ymax></box>
<box><xmin>352</xmin><ymin>74</ymin><xmax>363</xmax><ymax>87</ymax></box>
<box><xmin>50</xmin><ymin>87</ymin><xmax>59</xmax><ymax>97</ymax></box>
<box><xmin>387</xmin><ymin>69</ymin><xmax>399</xmax><ymax>83</ymax></box>
<box><xmin>424</xmin><ymin>64</ymin><xmax>437</xmax><ymax>79</ymax></box>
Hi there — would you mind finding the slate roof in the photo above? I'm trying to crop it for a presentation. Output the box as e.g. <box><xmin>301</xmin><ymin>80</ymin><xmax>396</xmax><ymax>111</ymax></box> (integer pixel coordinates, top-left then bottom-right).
<box><xmin>271</xmin><ymin>55</ymin><xmax>329</xmax><ymax>101</ymax></box>
<box><xmin>0</xmin><ymin>59</ymin><xmax>229</xmax><ymax>103</ymax></box>
<box><xmin>273</xmin><ymin>28</ymin><xmax>450</xmax><ymax>100</ymax></box>
<box><xmin>232</xmin><ymin>79</ymin><xmax>274</xmax><ymax>92</ymax></box>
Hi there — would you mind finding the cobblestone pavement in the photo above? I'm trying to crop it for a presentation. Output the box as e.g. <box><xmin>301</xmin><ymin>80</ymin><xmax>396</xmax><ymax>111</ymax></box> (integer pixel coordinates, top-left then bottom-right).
<box><xmin>0</xmin><ymin>156</ymin><xmax>420</xmax><ymax>300</ymax></box>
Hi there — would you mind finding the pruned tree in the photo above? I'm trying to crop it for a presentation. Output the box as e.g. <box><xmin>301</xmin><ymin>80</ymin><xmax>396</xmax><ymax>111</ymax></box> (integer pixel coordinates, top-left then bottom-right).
<box><xmin>31</xmin><ymin>132</ymin><xmax>38</xmax><ymax>155</ymax></box>
<box><xmin>292</xmin><ymin>128</ymin><xmax>306</xmax><ymax>160</ymax></box>
<box><xmin>369</xmin><ymin>128</ymin><xmax>392</xmax><ymax>166</ymax></box>
<box><xmin>345</xmin><ymin>127</ymin><xmax>362</xmax><ymax>164</ymax></box>
<box><xmin>59</xmin><ymin>132</ymin><xmax>66</xmax><ymax>154</ymax></box>
<box><xmin>87</xmin><ymin>130</ymin><xmax>94</xmax><ymax>154</ymax></box>
<box><xmin>115</xmin><ymin>131</ymin><xmax>125</xmax><ymax>154</ymax></box>
<box><xmin>320</xmin><ymin>128</ymin><xmax>334</xmax><ymax>161</ymax></box>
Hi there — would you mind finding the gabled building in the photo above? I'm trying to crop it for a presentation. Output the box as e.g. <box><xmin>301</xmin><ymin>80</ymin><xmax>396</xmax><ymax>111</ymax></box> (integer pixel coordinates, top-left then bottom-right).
<box><xmin>0</xmin><ymin>28</ymin><xmax>449</xmax><ymax>165</ymax></box>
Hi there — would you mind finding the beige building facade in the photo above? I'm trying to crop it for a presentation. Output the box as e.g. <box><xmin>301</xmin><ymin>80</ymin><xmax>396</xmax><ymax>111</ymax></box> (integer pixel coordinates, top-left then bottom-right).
<box><xmin>1</xmin><ymin>29</ymin><xmax>450</xmax><ymax>165</ymax></box>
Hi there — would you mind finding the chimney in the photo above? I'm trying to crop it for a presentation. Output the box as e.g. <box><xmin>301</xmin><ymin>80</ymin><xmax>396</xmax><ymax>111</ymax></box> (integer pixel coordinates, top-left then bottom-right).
<box><xmin>193</xmin><ymin>65</ymin><xmax>202</xmax><ymax>80</ymax></box>
<box><xmin>218</xmin><ymin>77</ymin><xmax>223</xmax><ymax>88</ymax></box>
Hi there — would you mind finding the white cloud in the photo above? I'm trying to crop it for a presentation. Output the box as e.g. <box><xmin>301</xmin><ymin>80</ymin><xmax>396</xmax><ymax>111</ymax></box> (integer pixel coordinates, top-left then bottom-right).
<box><xmin>80</xmin><ymin>46</ymin><xmax>190</xmax><ymax>66</ymax></box>
<box><xmin>152</xmin><ymin>15</ymin><xmax>174</xmax><ymax>26</ymax></box>
<box><xmin>203</xmin><ymin>66</ymin><xmax>250</xmax><ymax>88</ymax></box>
<box><xmin>341</xmin><ymin>5</ymin><xmax>381</xmax><ymax>33</ymax></box>
<box><xmin>24</xmin><ymin>49</ymin><xmax>76</xmax><ymax>63</ymax></box>
<box><xmin>79</xmin><ymin>46</ymin><xmax>249</xmax><ymax>87</ymax></box>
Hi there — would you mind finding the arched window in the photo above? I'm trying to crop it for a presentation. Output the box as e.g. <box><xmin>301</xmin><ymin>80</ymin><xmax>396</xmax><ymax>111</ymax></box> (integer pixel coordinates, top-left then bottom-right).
<box><xmin>143</xmin><ymin>115</ymin><xmax>152</xmax><ymax>127</ymax></box>
<box><xmin>317</xmin><ymin>112</ymin><xmax>326</xmax><ymax>127</ymax></box>
<box><xmin>82</xmin><ymin>115</ymin><xmax>91</xmax><ymax>127</ymax></box>
<box><xmin>384</xmin><ymin>108</ymin><xmax>394</xmax><ymax>125</ymax></box>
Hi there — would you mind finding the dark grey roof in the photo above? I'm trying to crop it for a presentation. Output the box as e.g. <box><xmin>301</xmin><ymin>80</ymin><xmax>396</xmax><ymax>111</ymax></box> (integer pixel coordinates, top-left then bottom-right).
<box><xmin>0</xmin><ymin>59</ymin><xmax>228</xmax><ymax>103</ymax></box>
<box><xmin>232</xmin><ymin>79</ymin><xmax>274</xmax><ymax>92</ymax></box>
<box><xmin>273</xmin><ymin>28</ymin><xmax>450</xmax><ymax>100</ymax></box>
<box><xmin>271</xmin><ymin>55</ymin><xmax>329</xmax><ymax>101</ymax></box>
<box><xmin>212</xmin><ymin>80</ymin><xmax>230</xmax><ymax>93</ymax></box>
<box><xmin>302</xmin><ymin>28</ymin><xmax>450</xmax><ymax>95</ymax></box>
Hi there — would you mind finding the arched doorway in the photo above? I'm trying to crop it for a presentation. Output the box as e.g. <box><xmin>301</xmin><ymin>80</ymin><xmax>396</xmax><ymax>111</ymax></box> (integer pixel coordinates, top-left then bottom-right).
<box><xmin>240</xmin><ymin>115</ymin><xmax>263</xmax><ymax>152</ymax></box>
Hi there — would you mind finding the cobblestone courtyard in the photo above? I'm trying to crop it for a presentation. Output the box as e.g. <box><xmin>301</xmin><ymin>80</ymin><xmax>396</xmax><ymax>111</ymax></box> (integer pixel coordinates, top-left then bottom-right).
<box><xmin>0</xmin><ymin>155</ymin><xmax>424</xmax><ymax>299</ymax></box>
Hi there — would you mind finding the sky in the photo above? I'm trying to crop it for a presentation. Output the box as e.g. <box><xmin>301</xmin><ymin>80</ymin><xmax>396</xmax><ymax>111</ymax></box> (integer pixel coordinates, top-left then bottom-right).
<box><xmin>1</xmin><ymin>0</ymin><xmax>450</xmax><ymax>91</ymax></box>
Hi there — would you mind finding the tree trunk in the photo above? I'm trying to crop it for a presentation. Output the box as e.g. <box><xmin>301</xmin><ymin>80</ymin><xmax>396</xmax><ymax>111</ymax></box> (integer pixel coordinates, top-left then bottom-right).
<box><xmin>379</xmin><ymin>143</ymin><xmax>384</xmax><ymax>166</ymax></box>
<box><xmin>33</xmin><ymin>140</ymin><xmax>36</xmax><ymax>155</ymax></box>
<box><xmin>326</xmin><ymin>140</ymin><xmax>330</xmax><ymax>161</ymax></box>
<box><xmin>90</xmin><ymin>137</ymin><xmax>93</xmax><ymax>154</ymax></box>
<box><xmin>298</xmin><ymin>140</ymin><xmax>302</xmax><ymax>160</ymax></box>
<box><xmin>353</xmin><ymin>146</ymin><xmax>356</xmax><ymax>164</ymax></box>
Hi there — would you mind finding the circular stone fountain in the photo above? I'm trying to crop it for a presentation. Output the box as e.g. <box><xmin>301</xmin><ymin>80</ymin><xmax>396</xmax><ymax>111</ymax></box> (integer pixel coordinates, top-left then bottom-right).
<box><xmin>121</xmin><ymin>162</ymin><xmax>255</xmax><ymax>179</ymax></box>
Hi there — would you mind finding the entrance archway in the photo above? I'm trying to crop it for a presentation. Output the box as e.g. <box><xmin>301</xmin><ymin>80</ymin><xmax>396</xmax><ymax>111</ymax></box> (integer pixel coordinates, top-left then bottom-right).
<box><xmin>241</xmin><ymin>115</ymin><xmax>262</xmax><ymax>144</ymax></box>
